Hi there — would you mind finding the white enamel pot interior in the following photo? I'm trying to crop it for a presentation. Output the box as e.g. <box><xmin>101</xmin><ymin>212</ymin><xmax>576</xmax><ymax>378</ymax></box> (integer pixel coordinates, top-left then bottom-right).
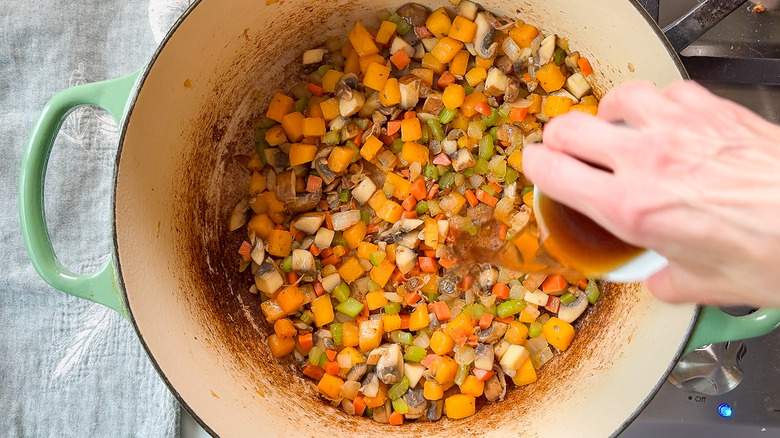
<box><xmin>114</xmin><ymin>0</ymin><xmax>697</xmax><ymax>436</ymax></box>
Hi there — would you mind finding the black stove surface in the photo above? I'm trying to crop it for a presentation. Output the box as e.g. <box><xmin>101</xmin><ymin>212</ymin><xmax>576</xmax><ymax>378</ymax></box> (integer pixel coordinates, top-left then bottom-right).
<box><xmin>622</xmin><ymin>1</ymin><xmax>780</xmax><ymax>436</ymax></box>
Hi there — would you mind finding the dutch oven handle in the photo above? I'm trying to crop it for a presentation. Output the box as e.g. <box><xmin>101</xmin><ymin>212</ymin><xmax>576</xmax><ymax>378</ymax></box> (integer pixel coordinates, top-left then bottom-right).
<box><xmin>19</xmin><ymin>70</ymin><xmax>140</xmax><ymax>318</ymax></box>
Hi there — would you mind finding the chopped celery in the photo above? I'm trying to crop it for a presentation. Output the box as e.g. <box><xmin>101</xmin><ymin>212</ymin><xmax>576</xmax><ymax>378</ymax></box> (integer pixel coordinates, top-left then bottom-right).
<box><xmin>392</xmin><ymin>331</ymin><xmax>413</xmax><ymax>345</ymax></box>
<box><xmin>415</xmin><ymin>200</ymin><xmax>429</xmax><ymax>214</ymax></box>
<box><xmin>331</xmin><ymin>323</ymin><xmax>344</xmax><ymax>345</ymax></box>
<box><xmin>388</xmin><ymin>376</ymin><xmax>410</xmax><ymax>400</ymax></box>
<box><xmin>299</xmin><ymin>310</ymin><xmax>314</xmax><ymax>325</ymax></box>
<box><xmin>424</xmin><ymin>164</ymin><xmax>439</xmax><ymax>180</ymax></box>
<box><xmin>384</xmin><ymin>302</ymin><xmax>402</xmax><ymax>315</ymax></box>
<box><xmin>454</xmin><ymin>364</ymin><xmax>470</xmax><ymax>386</ymax></box>
<box><xmin>383</xmin><ymin>182</ymin><xmax>395</xmax><ymax>198</ymax></box>
<box><xmin>425</xmin><ymin>292</ymin><xmax>439</xmax><ymax>302</ymax></box>
<box><xmin>463</xmin><ymin>220</ymin><xmax>478</xmax><ymax>236</ymax></box>
<box><xmin>332</xmin><ymin>233</ymin><xmax>347</xmax><ymax>247</ymax></box>
<box><xmin>308</xmin><ymin>346</ymin><xmax>323</xmax><ymax>365</ymax></box>
<box><xmin>478</xmin><ymin>135</ymin><xmax>494</xmax><ymax>160</ymax></box>
<box><xmin>585</xmin><ymin>280</ymin><xmax>600</xmax><ymax>304</ymax></box>
<box><xmin>336</xmin><ymin>298</ymin><xmax>365</xmax><ymax>318</ymax></box>
<box><xmin>520</xmin><ymin>186</ymin><xmax>534</xmax><ymax>197</ymax></box>
<box><xmin>529</xmin><ymin>321</ymin><xmax>543</xmax><ymax>338</ymax></box>
<box><xmin>391</xmin><ymin>138</ymin><xmax>405</xmax><ymax>153</ymax></box>
<box><xmin>281</xmin><ymin>256</ymin><xmax>293</xmax><ymax>273</ymax></box>
<box><xmin>404</xmin><ymin>346</ymin><xmax>427</xmax><ymax>362</ymax></box>
<box><xmin>392</xmin><ymin>397</ymin><xmax>409</xmax><ymax>414</ymax></box>
<box><xmin>333</xmin><ymin>282</ymin><xmax>351</xmax><ymax>303</ymax></box>
<box><xmin>345</xmin><ymin>140</ymin><xmax>360</xmax><ymax>162</ymax></box>
<box><xmin>438</xmin><ymin>107</ymin><xmax>458</xmax><ymax>124</ymax></box>
<box><xmin>339</xmin><ymin>189</ymin><xmax>350</xmax><ymax>202</ymax></box>
<box><xmin>360</xmin><ymin>210</ymin><xmax>371</xmax><ymax>224</ymax></box>
<box><xmin>368</xmin><ymin>279</ymin><xmax>383</xmax><ymax>291</ymax></box>
<box><xmin>427</xmin><ymin>118</ymin><xmax>445</xmax><ymax>141</ymax></box>
<box><xmin>316</xmin><ymin>64</ymin><xmax>333</xmax><ymax>78</ymax></box>
<box><xmin>560</xmin><ymin>292</ymin><xmax>576</xmax><ymax>306</ymax></box>
<box><xmin>483</xmin><ymin>108</ymin><xmax>499</xmax><ymax>127</ymax></box>
<box><xmin>255</xmin><ymin>116</ymin><xmax>277</xmax><ymax>129</ymax></box>
<box><xmin>463</xmin><ymin>167</ymin><xmax>474</xmax><ymax>177</ymax></box>
<box><xmin>355</xmin><ymin>118</ymin><xmax>370</xmax><ymax>130</ymax></box>
<box><xmin>438</xmin><ymin>172</ymin><xmax>456</xmax><ymax>189</ymax></box>
<box><xmin>504</xmin><ymin>168</ymin><xmax>520</xmax><ymax>184</ymax></box>
<box><xmin>420</xmin><ymin>124</ymin><xmax>429</xmax><ymax>143</ymax></box>
<box><xmin>474</xmin><ymin>157</ymin><xmax>489</xmax><ymax>175</ymax></box>
<box><xmin>497</xmin><ymin>299</ymin><xmax>526</xmax><ymax>318</ymax></box>
<box><xmin>553</xmin><ymin>47</ymin><xmax>566</xmax><ymax>66</ymax></box>
<box><xmin>498</xmin><ymin>103</ymin><xmax>512</xmax><ymax>118</ymax></box>
<box><xmin>322</xmin><ymin>130</ymin><xmax>341</xmax><ymax>145</ymax></box>
<box><xmin>293</xmin><ymin>97</ymin><xmax>308</xmax><ymax>113</ymax></box>
<box><xmin>464</xmin><ymin>85</ymin><xmax>475</xmax><ymax>95</ymax></box>
<box><xmin>480</xmin><ymin>184</ymin><xmax>498</xmax><ymax>197</ymax></box>
<box><xmin>369</xmin><ymin>251</ymin><xmax>387</xmax><ymax>267</ymax></box>
<box><xmin>387</xmin><ymin>13</ymin><xmax>412</xmax><ymax>36</ymax></box>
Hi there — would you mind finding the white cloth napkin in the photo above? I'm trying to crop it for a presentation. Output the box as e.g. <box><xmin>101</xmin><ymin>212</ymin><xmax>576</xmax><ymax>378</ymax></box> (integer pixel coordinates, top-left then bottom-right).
<box><xmin>0</xmin><ymin>0</ymin><xmax>191</xmax><ymax>436</ymax></box>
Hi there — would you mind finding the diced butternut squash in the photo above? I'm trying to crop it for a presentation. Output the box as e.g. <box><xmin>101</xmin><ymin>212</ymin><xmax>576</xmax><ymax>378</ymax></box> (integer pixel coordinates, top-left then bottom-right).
<box><xmin>348</xmin><ymin>21</ymin><xmax>379</xmax><ymax>57</ymax></box>
<box><xmin>343</xmin><ymin>221</ymin><xmax>367</xmax><ymax>249</ymax></box>
<box><xmin>460</xmin><ymin>92</ymin><xmax>488</xmax><ymax>117</ymax></box>
<box><xmin>382</xmin><ymin>313</ymin><xmax>402</xmax><ymax>332</ymax></box>
<box><xmin>445</xmin><ymin>394</ymin><xmax>476</xmax><ymax>419</ymax></box>
<box><xmin>543</xmin><ymin>95</ymin><xmax>574</xmax><ymax>118</ymax></box>
<box><xmin>267</xmin><ymin>229</ymin><xmax>293</xmax><ymax>257</ymax></box>
<box><xmin>509</xmin><ymin>24</ymin><xmax>539</xmax><ymax>48</ymax></box>
<box><xmin>342</xmin><ymin>321</ymin><xmax>360</xmax><ymax>347</ymax></box>
<box><xmin>359</xmin><ymin>54</ymin><xmax>386</xmax><ymax>75</ymax></box>
<box><xmin>266</xmin><ymin>93</ymin><xmax>294</xmax><ymax>123</ymax></box>
<box><xmin>261</xmin><ymin>299</ymin><xmax>286</xmax><ymax>323</ymax></box>
<box><xmin>570</xmin><ymin>104</ymin><xmax>598</xmax><ymax>116</ymax></box>
<box><xmin>543</xmin><ymin>317</ymin><xmax>575</xmax><ymax>351</ymax></box>
<box><xmin>375</xmin><ymin>20</ymin><xmax>397</xmax><ymax>45</ymax></box>
<box><xmin>281</xmin><ymin>111</ymin><xmax>305</xmax><ymax>142</ymax></box>
<box><xmin>444</xmin><ymin>313</ymin><xmax>474</xmax><ymax>340</ymax></box>
<box><xmin>366</xmin><ymin>290</ymin><xmax>388</xmax><ymax>310</ymax></box>
<box><xmin>310</xmin><ymin>295</ymin><xmax>335</xmax><ymax>327</ymax></box>
<box><xmin>409</xmin><ymin>304</ymin><xmax>430</xmax><ymax>331</ymax></box>
<box><xmin>338</xmin><ymin>257</ymin><xmax>367</xmax><ymax>283</ymax></box>
<box><xmin>370</xmin><ymin>259</ymin><xmax>395</xmax><ymax>288</ymax></box>
<box><xmin>430</xmin><ymin>330</ymin><xmax>455</xmax><ymax>355</ymax></box>
<box><xmin>449</xmin><ymin>16</ymin><xmax>477</xmax><ymax>43</ymax></box>
<box><xmin>465</xmin><ymin>67</ymin><xmax>487</xmax><ymax>87</ymax></box>
<box><xmin>320</xmin><ymin>97</ymin><xmax>341</xmax><ymax>120</ymax></box>
<box><xmin>426</xmin><ymin>7</ymin><xmax>452</xmax><ymax>39</ymax></box>
<box><xmin>268</xmin><ymin>333</ymin><xmax>296</xmax><ymax>357</ymax></box>
<box><xmin>423</xmin><ymin>217</ymin><xmax>439</xmax><ymax>249</ymax></box>
<box><xmin>317</xmin><ymin>373</ymin><xmax>344</xmax><ymax>399</ymax></box>
<box><xmin>384</xmin><ymin>172</ymin><xmax>411</xmax><ymax>200</ymax></box>
<box><xmin>507</xmin><ymin>149</ymin><xmax>523</xmax><ymax>171</ymax></box>
<box><xmin>360</xmin><ymin>135</ymin><xmax>384</xmax><ymax>161</ymax></box>
<box><xmin>431</xmin><ymin>37</ymin><xmax>464</xmax><ymax>64</ymax></box>
<box><xmin>276</xmin><ymin>286</ymin><xmax>304</xmax><ymax>313</ymax></box>
<box><xmin>273</xmin><ymin>318</ymin><xmax>297</xmax><ymax>338</ymax></box>
<box><xmin>289</xmin><ymin>143</ymin><xmax>318</xmax><ymax>166</ymax></box>
<box><xmin>374</xmin><ymin>199</ymin><xmax>403</xmax><ymax>223</ymax></box>
<box><xmin>248</xmin><ymin>171</ymin><xmax>267</xmax><ymax>196</ymax></box>
<box><xmin>400</xmin><ymin>117</ymin><xmax>422</xmax><ymax>142</ymax></box>
<box><xmin>302</xmin><ymin>117</ymin><xmax>326</xmax><ymax>137</ymax></box>
<box><xmin>449</xmin><ymin>50</ymin><xmax>470</xmax><ymax>77</ymax></box>
<box><xmin>442</xmin><ymin>84</ymin><xmax>466</xmax><ymax>110</ymax></box>
<box><xmin>400</xmin><ymin>142</ymin><xmax>429</xmax><ymax>164</ymax></box>
<box><xmin>357</xmin><ymin>242</ymin><xmax>380</xmax><ymax>259</ymax></box>
<box><xmin>505</xmin><ymin>320</ymin><xmax>529</xmax><ymax>344</ymax></box>
<box><xmin>328</xmin><ymin>147</ymin><xmax>355</xmax><ymax>173</ymax></box>
<box><xmin>512</xmin><ymin>358</ymin><xmax>538</xmax><ymax>386</ymax></box>
<box><xmin>265</xmin><ymin>125</ymin><xmax>287</xmax><ymax>146</ymax></box>
<box><xmin>423</xmin><ymin>379</ymin><xmax>445</xmax><ymax>401</ymax></box>
<box><xmin>359</xmin><ymin>318</ymin><xmax>384</xmax><ymax>352</ymax></box>
<box><xmin>363</xmin><ymin>381</ymin><xmax>388</xmax><ymax>408</ymax></box>
<box><xmin>364</xmin><ymin>62</ymin><xmax>391</xmax><ymax>91</ymax></box>
<box><xmin>379</xmin><ymin>77</ymin><xmax>401</xmax><ymax>106</ymax></box>
<box><xmin>421</xmin><ymin>53</ymin><xmax>447</xmax><ymax>75</ymax></box>
<box><xmin>430</xmin><ymin>355</ymin><xmax>458</xmax><ymax>384</ymax></box>
<box><xmin>411</xmin><ymin>68</ymin><xmax>434</xmax><ymax>87</ymax></box>
<box><xmin>536</xmin><ymin>63</ymin><xmax>566</xmax><ymax>93</ymax></box>
<box><xmin>248</xmin><ymin>213</ymin><xmax>274</xmax><ymax>240</ymax></box>
<box><xmin>321</xmin><ymin>70</ymin><xmax>344</xmax><ymax>93</ymax></box>
<box><xmin>459</xmin><ymin>375</ymin><xmax>485</xmax><ymax>397</ymax></box>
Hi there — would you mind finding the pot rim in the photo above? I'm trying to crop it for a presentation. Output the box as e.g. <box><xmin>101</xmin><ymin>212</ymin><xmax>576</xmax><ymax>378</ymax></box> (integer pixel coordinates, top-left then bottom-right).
<box><xmin>110</xmin><ymin>1</ymin><xmax>694</xmax><ymax>437</ymax></box>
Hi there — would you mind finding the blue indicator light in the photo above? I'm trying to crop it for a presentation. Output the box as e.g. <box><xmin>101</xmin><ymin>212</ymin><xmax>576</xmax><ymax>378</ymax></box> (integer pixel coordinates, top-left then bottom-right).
<box><xmin>717</xmin><ymin>403</ymin><xmax>733</xmax><ymax>418</ymax></box>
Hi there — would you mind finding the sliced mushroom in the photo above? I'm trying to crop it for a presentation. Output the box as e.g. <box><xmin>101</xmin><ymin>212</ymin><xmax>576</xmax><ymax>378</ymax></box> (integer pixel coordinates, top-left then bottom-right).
<box><xmin>398</xmin><ymin>75</ymin><xmax>421</xmax><ymax>109</ymax></box>
<box><xmin>421</xmin><ymin>95</ymin><xmax>444</xmax><ymax>115</ymax></box>
<box><xmin>426</xmin><ymin>399</ymin><xmax>443</xmax><ymax>421</ymax></box>
<box><xmin>334</xmin><ymin>73</ymin><xmax>359</xmax><ymax>100</ymax></box>
<box><xmin>504</xmin><ymin>76</ymin><xmax>521</xmax><ymax>103</ymax></box>
<box><xmin>483</xmin><ymin>367</ymin><xmax>507</xmax><ymax>402</ymax></box>
<box><xmin>314</xmin><ymin>158</ymin><xmax>337</xmax><ymax>185</ymax></box>
<box><xmin>484</xmin><ymin>67</ymin><xmax>508</xmax><ymax>96</ymax></box>
<box><xmin>371</xmin><ymin>400</ymin><xmax>392</xmax><ymax>423</ymax></box>
<box><xmin>250</xmin><ymin>237</ymin><xmax>265</xmax><ymax>266</ymax></box>
<box><xmin>293</xmin><ymin>212</ymin><xmax>326</xmax><ymax>234</ymax></box>
<box><xmin>477</xmin><ymin>267</ymin><xmax>499</xmax><ymax>290</ymax></box>
<box><xmin>273</xmin><ymin>169</ymin><xmax>297</xmax><ymax>203</ymax></box>
<box><xmin>395</xmin><ymin>245</ymin><xmax>417</xmax><ymax>274</ymax></box>
<box><xmin>287</xmin><ymin>187</ymin><xmax>322</xmax><ymax>213</ymax></box>
<box><xmin>537</xmin><ymin>34</ymin><xmax>556</xmax><ymax>65</ymax></box>
<box><xmin>403</xmin><ymin>388</ymin><xmax>428</xmax><ymax>419</ymax></box>
<box><xmin>229</xmin><ymin>197</ymin><xmax>249</xmax><ymax>231</ymax></box>
<box><xmin>473</xmin><ymin>343</ymin><xmax>494</xmax><ymax>371</ymax></box>
<box><xmin>361</xmin><ymin>372</ymin><xmax>381</xmax><ymax>398</ymax></box>
<box><xmin>451</xmin><ymin>148</ymin><xmax>475</xmax><ymax>172</ymax></box>
<box><xmin>339</xmin><ymin>90</ymin><xmax>365</xmax><ymax>117</ymax></box>
<box><xmin>457</xmin><ymin>0</ymin><xmax>479</xmax><ymax>20</ymax></box>
<box><xmin>396</xmin><ymin>3</ymin><xmax>429</xmax><ymax>27</ymax></box>
<box><xmin>292</xmin><ymin>249</ymin><xmax>316</xmax><ymax>277</ymax></box>
<box><xmin>474</xmin><ymin>13</ymin><xmax>498</xmax><ymax>59</ymax></box>
<box><xmin>346</xmin><ymin>362</ymin><xmax>368</xmax><ymax>382</ymax></box>
<box><xmin>376</xmin><ymin>344</ymin><xmax>405</xmax><ymax>384</ymax></box>
<box><xmin>254</xmin><ymin>259</ymin><xmax>284</xmax><ymax>296</ymax></box>
<box><xmin>477</xmin><ymin>321</ymin><xmax>508</xmax><ymax>343</ymax></box>
<box><xmin>557</xmin><ymin>288</ymin><xmax>589</xmax><ymax>323</ymax></box>
<box><xmin>437</xmin><ymin>275</ymin><xmax>457</xmax><ymax>295</ymax></box>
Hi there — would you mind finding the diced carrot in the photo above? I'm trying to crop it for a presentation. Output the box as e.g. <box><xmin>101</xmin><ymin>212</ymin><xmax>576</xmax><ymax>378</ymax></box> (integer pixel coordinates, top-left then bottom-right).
<box><xmin>410</xmin><ymin>179</ymin><xmax>427</xmax><ymax>200</ymax></box>
<box><xmin>238</xmin><ymin>241</ymin><xmax>252</xmax><ymax>258</ymax></box>
<box><xmin>314</xmin><ymin>280</ymin><xmax>325</xmax><ymax>296</ymax></box>
<box><xmin>321</xmin><ymin>255</ymin><xmax>342</xmax><ymax>266</ymax></box>
<box><xmin>542</xmin><ymin>275</ymin><xmax>567</xmax><ymax>294</ymax></box>
<box><xmin>495</xmin><ymin>315</ymin><xmax>515</xmax><ymax>323</ymax></box>
<box><xmin>460</xmin><ymin>275</ymin><xmax>473</xmax><ymax>290</ymax></box>
<box><xmin>400</xmin><ymin>314</ymin><xmax>411</xmax><ymax>330</ymax></box>
<box><xmin>464</xmin><ymin>189</ymin><xmax>478</xmax><ymax>207</ymax></box>
<box><xmin>419</xmin><ymin>257</ymin><xmax>438</xmax><ymax>273</ymax></box>
<box><xmin>286</xmin><ymin>271</ymin><xmax>298</xmax><ymax>285</ymax></box>
<box><xmin>522</xmin><ymin>72</ymin><xmax>531</xmax><ymax>83</ymax></box>
<box><xmin>405</xmin><ymin>291</ymin><xmax>422</xmax><ymax>305</ymax></box>
<box><xmin>487</xmin><ymin>182</ymin><xmax>502</xmax><ymax>193</ymax></box>
<box><xmin>324</xmin><ymin>360</ymin><xmax>340</xmax><ymax>375</ymax></box>
<box><xmin>426</xmin><ymin>184</ymin><xmax>439</xmax><ymax>200</ymax></box>
<box><xmin>390</xmin><ymin>50</ymin><xmax>411</xmax><ymax>70</ymax></box>
<box><xmin>474</xmin><ymin>102</ymin><xmax>491</xmax><ymax>116</ymax></box>
<box><xmin>306</xmin><ymin>175</ymin><xmax>323</xmax><ymax>193</ymax></box>
<box><xmin>478</xmin><ymin>312</ymin><xmax>494</xmax><ymax>329</ymax></box>
<box><xmin>578</xmin><ymin>56</ymin><xmax>593</xmax><ymax>76</ymax></box>
<box><xmin>509</xmin><ymin>106</ymin><xmax>528</xmax><ymax>122</ymax></box>
<box><xmin>432</xmin><ymin>153</ymin><xmax>451</xmax><ymax>166</ymax></box>
<box><xmin>307</xmin><ymin>83</ymin><xmax>324</xmax><ymax>96</ymax></box>
<box><xmin>387</xmin><ymin>120</ymin><xmax>402</xmax><ymax>135</ymax></box>
<box><xmin>389</xmin><ymin>411</ymin><xmax>404</xmax><ymax>426</ymax></box>
<box><xmin>421</xmin><ymin>354</ymin><xmax>438</xmax><ymax>368</ymax></box>
<box><xmin>299</xmin><ymin>332</ymin><xmax>314</xmax><ymax>351</ymax></box>
<box><xmin>498</xmin><ymin>223</ymin><xmax>508</xmax><ymax>240</ymax></box>
<box><xmin>353</xmin><ymin>395</ymin><xmax>367</xmax><ymax>416</ymax></box>
<box><xmin>578</xmin><ymin>278</ymin><xmax>589</xmax><ymax>290</ymax></box>
<box><xmin>430</xmin><ymin>301</ymin><xmax>451</xmax><ymax>321</ymax></box>
<box><xmin>492</xmin><ymin>282</ymin><xmax>510</xmax><ymax>300</ymax></box>
<box><xmin>438</xmin><ymin>257</ymin><xmax>457</xmax><ymax>269</ymax></box>
<box><xmin>404</xmin><ymin>110</ymin><xmax>417</xmax><ymax>119</ymax></box>
<box><xmin>437</xmin><ymin>71</ymin><xmax>456</xmax><ymax>90</ymax></box>
<box><xmin>545</xmin><ymin>295</ymin><xmax>561</xmax><ymax>313</ymax></box>
<box><xmin>302</xmin><ymin>364</ymin><xmax>325</xmax><ymax>380</ymax></box>
<box><xmin>320</xmin><ymin>247</ymin><xmax>333</xmax><ymax>258</ymax></box>
<box><xmin>475</xmin><ymin>189</ymin><xmax>498</xmax><ymax>207</ymax></box>
<box><xmin>402</xmin><ymin>195</ymin><xmax>417</xmax><ymax>211</ymax></box>
<box><xmin>401</xmin><ymin>210</ymin><xmax>418</xmax><ymax>219</ymax></box>
<box><xmin>473</xmin><ymin>368</ymin><xmax>494</xmax><ymax>382</ymax></box>
<box><xmin>423</xmin><ymin>250</ymin><xmax>436</xmax><ymax>258</ymax></box>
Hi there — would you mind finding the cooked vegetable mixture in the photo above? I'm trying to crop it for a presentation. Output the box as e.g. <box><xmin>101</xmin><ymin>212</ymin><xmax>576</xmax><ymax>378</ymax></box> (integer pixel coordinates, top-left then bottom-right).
<box><xmin>232</xmin><ymin>1</ymin><xmax>601</xmax><ymax>424</ymax></box>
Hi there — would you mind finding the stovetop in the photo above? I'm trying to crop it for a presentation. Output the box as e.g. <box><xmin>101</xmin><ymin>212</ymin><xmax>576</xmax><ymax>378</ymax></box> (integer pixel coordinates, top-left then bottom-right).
<box><xmin>621</xmin><ymin>1</ymin><xmax>780</xmax><ymax>437</ymax></box>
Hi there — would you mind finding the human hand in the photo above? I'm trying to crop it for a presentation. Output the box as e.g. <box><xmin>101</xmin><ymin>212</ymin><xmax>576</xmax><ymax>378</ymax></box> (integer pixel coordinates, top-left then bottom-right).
<box><xmin>522</xmin><ymin>80</ymin><xmax>780</xmax><ymax>308</ymax></box>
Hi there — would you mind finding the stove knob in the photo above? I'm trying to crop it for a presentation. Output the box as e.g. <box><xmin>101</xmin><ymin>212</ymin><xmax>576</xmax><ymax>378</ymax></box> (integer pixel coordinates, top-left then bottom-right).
<box><xmin>668</xmin><ymin>341</ymin><xmax>746</xmax><ymax>396</ymax></box>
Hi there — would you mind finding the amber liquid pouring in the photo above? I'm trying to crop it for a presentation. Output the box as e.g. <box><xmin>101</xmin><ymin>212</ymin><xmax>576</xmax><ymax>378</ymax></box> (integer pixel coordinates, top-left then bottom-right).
<box><xmin>459</xmin><ymin>194</ymin><xmax>644</xmax><ymax>278</ymax></box>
